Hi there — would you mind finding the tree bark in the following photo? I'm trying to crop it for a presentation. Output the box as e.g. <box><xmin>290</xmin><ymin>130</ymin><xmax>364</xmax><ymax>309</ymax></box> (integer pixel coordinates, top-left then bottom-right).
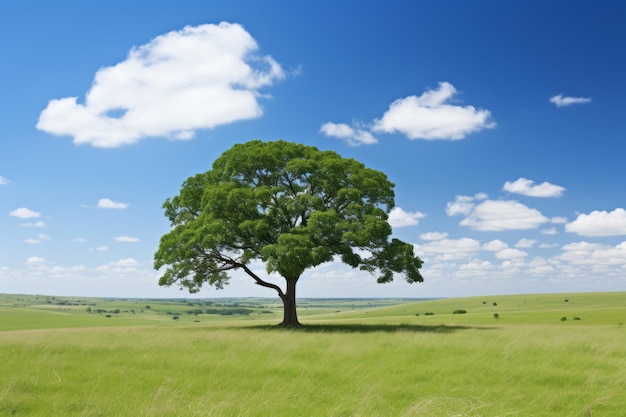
<box><xmin>278</xmin><ymin>277</ymin><xmax>301</xmax><ymax>328</ymax></box>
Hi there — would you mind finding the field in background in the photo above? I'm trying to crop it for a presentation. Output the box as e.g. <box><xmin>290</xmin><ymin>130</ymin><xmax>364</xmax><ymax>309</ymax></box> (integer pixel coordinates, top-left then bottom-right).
<box><xmin>1</xmin><ymin>292</ymin><xmax>625</xmax><ymax>416</ymax></box>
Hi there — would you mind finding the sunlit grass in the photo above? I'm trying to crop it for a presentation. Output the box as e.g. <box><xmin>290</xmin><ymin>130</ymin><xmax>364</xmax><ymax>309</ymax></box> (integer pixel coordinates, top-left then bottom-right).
<box><xmin>1</xmin><ymin>292</ymin><xmax>625</xmax><ymax>416</ymax></box>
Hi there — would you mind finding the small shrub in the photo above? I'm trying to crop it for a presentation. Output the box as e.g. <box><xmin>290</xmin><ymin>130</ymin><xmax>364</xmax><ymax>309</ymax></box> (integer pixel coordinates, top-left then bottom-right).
<box><xmin>105</xmin><ymin>314</ymin><xmax>111</xmax><ymax>318</ymax></box>
<box><xmin>492</xmin><ymin>302</ymin><xmax>498</xmax><ymax>306</ymax></box>
<box><xmin>172</xmin><ymin>316</ymin><xmax>179</xmax><ymax>320</ymax></box>
<box><xmin>452</xmin><ymin>309</ymin><xmax>467</xmax><ymax>314</ymax></box>
<box><xmin>424</xmin><ymin>312</ymin><xmax>435</xmax><ymax>316</ymax></box>
<box><xmin>482</xmin><ymin>301</ymin><xmax>487</xmax><ymax>304</ymax></box>
<box><xmin>560</xmin><ymin>316</ymin><xmax>567</xmax><ymax>321</ymax></box>
<box><xmin>493</xmin><ymin>313</ymin><xmax>500</xmax><ymax>319</ymax></box>
<box><xmin>564</xmin><ymin>299</ymin><xmax>569</xmax><ymax>302</ymax></box>
<box><xmin>414</xmin><ymin>313</ymin><xmax>420</xmax><ymax>316</ymax></box>
<box><xmin>573</xmin><ymin>316</ymin><xmax>581</xmax><ymax>321</ymax></box>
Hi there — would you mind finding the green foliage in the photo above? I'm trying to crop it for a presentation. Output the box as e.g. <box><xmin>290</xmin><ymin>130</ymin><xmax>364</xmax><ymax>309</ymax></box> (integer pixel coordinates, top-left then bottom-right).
<box><xmin>452</xmin><ymin>309</ymin><xmax>467</xmax><ymax>314</ymax></box>
<box><xmin>493</xmin><ymin>313</ymin><xmax>500</xmax><ymax>319</ymax></box>
<box><xmin>153</xmin><ymin>140</ymin><xmax>423</xmax><ymax>320</ymax></box>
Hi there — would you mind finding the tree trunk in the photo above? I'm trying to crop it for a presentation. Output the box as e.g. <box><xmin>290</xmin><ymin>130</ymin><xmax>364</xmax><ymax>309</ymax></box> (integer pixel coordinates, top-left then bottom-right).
<box><xmin>278</xmin><ymin>277</ymin><xmax>301</xmax><ymax>328</ymax></box>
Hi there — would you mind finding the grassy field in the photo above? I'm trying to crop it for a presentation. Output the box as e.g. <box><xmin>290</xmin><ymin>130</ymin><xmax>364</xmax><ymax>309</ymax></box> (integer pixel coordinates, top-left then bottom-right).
<box><xmin>1</xmin><ymin>292</ymin><xmax>625</xmax><ymax>416</ymax></box>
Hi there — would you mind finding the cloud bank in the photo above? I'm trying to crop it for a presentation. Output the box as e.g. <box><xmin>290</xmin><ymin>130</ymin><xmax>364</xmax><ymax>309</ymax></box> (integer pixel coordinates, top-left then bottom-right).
<box><xmin>37</xmin><ymin>22</ymin><xmax>285</xmax><ymax>148</ymax></box>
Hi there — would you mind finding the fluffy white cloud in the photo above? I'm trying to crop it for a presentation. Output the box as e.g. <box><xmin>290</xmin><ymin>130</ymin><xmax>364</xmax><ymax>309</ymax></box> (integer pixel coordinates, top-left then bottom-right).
<box><xmin>96</xmin><ymin>246</ymin><xmax>109</xmax><ymax>251</ymax></box>
<box><xmin>37</xmin><ymin>22</ymin><xmax>285</xmax><ymax>148</ymax></box>
<box><xmin>482</xmin><ymin>239</ymin><xmax>508</xmax><ymax>251</ymax></box>
<box><xmin>388</xmin><ymin>207</ymin><xmax>425</xmax><ymax>227</ymax></box>
<box><xmin>560</xmin><ymin>241</ymin><xmax>626</xmax><ymax>266</ymax></box>
<box><xmin>115</xmin><ymin>236</ymin><xmax>140</xmax><ymax>242</ymax></box>
<box><xmin>454</xmin><ymin>200</ymin><xmax>549</xmax><ymax>231</ymax></box>
<box><xmin>515</xmin><ymin>238</ymin><xmax>537</xmax><ymax>248</ymax></box>
<box><xmin>446</xmin><ymin>195</ymin><xmax>476</xmax><ymax>216</ymax></box>
<box><xmin>97</xmin><ymin>198</ymin><xmax>129</xmax><ymax>209</ymax></box>
<box><xmin>10</xmin><ymin>207</ymin><xmax>41</xmax><ymax>219</ymax></box>
<box><xmin>565</xmin><ymin>208</ymin><xmax>626</xmax><ymax>236</ymax></box>
<box><xmin>372</xmin><ymin>82</ymin><xmax>495</xmax><ymax>140</ymax></box>
<box><xmin>541</xmin><ymin>227</ymin><xmax>558</xmax><ymax>235</ymax></box>
<box><xmin>112</xmin><ymin>258</ymin><xmax>139</xmax><ymax>267</ymax></box>
<box><xmin>503</xmin><ymin>177</ymin><xmax>565</xmax><ymax>198</ymax></box>
<box><xmin>549</xmin><ymin>94</ymin><xmax>591</xmax><ymax>107</ymax></box>
<box><xmin>0</xmin><ymin>176</ymin><xmax>9</xmax><ymax>185</ymax></box>
<box><xmin>26</xmin><ymin>256</ymin><xmax>46</xmax><ymax>264</ymax></box>
<box><xmin>415</xmin><ymin>238</ymin><xmax>481</xmax><ymax>260</ymax></box>
<box><xmin>319</xmin><ymin>122</ymin><xmax>377</xmax><ymax>146</ymax></box>
<box><xmin>495</xmin><ymin>248</ymin><xmax>528</xmax><ymax>260</ymax></box>
<box><xmin>419</xmin><ymin>231</ymin><xmax>448</xmax><ymax>241</ymax></box>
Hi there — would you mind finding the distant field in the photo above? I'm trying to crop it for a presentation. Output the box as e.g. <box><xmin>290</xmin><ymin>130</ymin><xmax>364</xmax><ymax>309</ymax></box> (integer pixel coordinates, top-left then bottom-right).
<box><xmin>1</xmin><ymin>292</ymin><xmax>625</xmax><ymax>416</ymax></box>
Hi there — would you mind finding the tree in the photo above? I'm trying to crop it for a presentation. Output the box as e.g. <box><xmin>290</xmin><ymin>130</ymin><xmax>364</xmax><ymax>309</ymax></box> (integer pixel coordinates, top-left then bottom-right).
<box><xmin>154</xmin><ymin>140</ymin><xmax>423</xmax><ymax>327</ymax></box>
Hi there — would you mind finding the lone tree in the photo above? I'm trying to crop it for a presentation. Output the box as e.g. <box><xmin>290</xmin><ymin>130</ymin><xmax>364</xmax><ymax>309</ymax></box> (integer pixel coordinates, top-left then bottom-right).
<box><xmin>154</xmin><ymin>140</ymin><xmax>423</xmax><ymax>327</ymax></box>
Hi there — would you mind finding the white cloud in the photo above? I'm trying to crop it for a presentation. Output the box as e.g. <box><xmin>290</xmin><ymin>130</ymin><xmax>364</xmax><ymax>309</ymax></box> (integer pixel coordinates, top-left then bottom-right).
<box><xmin>112</xmin><ymin>258</ymin><xmax>139</xmax><ymax>267</ymax></box>
<box><xmin>25</xmin><ymin>233</ymin><xmax>51</xmax><ymax>244</ymax></box>
<box><xmin>96</xmin><ymin>246</ymin><xmax>109</xmax><ymax>251</ymax></box>
<box><xmin>0</xmin><ymin>176</ymin><xmax>9</xmax><ymax>185</ymax></box>
<box><xmin>26</xmin><ymin>256</ymin><xmax>46</xmax><ymax>264</ymax></box>
<box><xmin>551</xmin><ymin>216</ymin><xmax>568</xmax><ymax>224</ymax></box>
<box><xmin>73</xmin><ymin>238</ymin><xmax>87</xmax><ymax>242</ymax></box>
<box><xmin>21</xmin><ymin>221</ymin><xmax>46</xmax><ymax>228</ymax></box>
<box><xmin>482</xmin><ymin>239</ymin><xmax>508</xmax><ymax>251</ymax></box>
<box><xmin>419</xmin><ymin>231</ymin><xmax>448</xmax><ymax>241</ymax></box>
<box><xmin>542</xmin><ymin>227</ymin><xmax>558</xmax><ymax>235</ymax></box>
<box><xmin>388</xmin><ymin>207</ymin><xmax>425</xmax><ymax>227</ymax></box>
<box><xmin>319</xmin><ymin>122</ymin><xmax>377</xmax><ymax>146</ymax></box>
<box><xmin>503</xmin><ymin>177</ymin><xmax>565</xmax><ymax>198</ymax></box>
<box><xmin>515</xmin><ymin>238</ymin><xmax>537</xmax><ymax>248</ymax></box>
<box><xmin>115</xmin><ymin>236</ymin><xmax>140</xmax><ymax>242</ymax></box>
<box><xmin>456</xmin><ymin>200</ymin><xmax>549</xmax><ymax>231</ymax></box>
<box><xmin>495</xmin><ymin>248</ymin><xmax>528</xmax><ymax>259</ymax></box>
<box><xmin>415</xmin><ymin>238</ymin><xmax>481</xmax><ymax>260</ymax></box>
<box><xmin>97</xmin><ymin>198</ymin><xmax>129</xmax><ymax>209</ymax></box>
<box><xmin>37</xmin><ymin>22</ymin><xmax>285</xmax><ymax>148</ymax></box>
<box><xmin>10</xmin><ymin>207</ymin><xmax>41</xmax><ymax>219</ymax></box>
<box><xmin>560</xmin><ymin>241</ymin><xmax>626</xmax><ymax>266</ymax></box>
<box><xmin>565</xmin><ymin>208</ymin><xmax>626</xmax><ymax>236</ymax></box>
<box><xmin>372</xmin><ymin>82</ymin><xmax>495</xmax><ymax>140</ymax></box>
<box><xmin>446</xmin><ymin>195</ymin><xmax>476</xmax><ymax>216</ymax></box>
<box><xmin>539</xmin><ymin>243</ymin><xmax>559</xmax><ymax>248</ymax></box>
<box><xmin>549</xmin><ymin>94</ymin><xmax>591</xmax><ymax>107</ymax></box>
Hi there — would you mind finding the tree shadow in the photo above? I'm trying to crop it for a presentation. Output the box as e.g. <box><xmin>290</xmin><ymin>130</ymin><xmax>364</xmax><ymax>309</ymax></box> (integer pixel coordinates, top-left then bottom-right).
<box><xmin>250</xmin><ymin>323</ymin><xmax>496</xmax><ymax>334</ymax></box>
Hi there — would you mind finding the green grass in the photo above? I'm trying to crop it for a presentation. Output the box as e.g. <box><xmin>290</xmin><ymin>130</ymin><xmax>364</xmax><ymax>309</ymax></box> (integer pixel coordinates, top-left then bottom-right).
<box><xmin>1</xmin><ymin>292</ymin><xmax>625</xmax><ymax>416</ymax></box>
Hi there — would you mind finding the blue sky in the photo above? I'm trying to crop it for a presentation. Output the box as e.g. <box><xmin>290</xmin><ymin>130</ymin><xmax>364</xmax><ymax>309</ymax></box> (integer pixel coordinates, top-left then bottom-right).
<box><xmin>1</xmin><ymin>0</ymin><xmax>625</xmax><ymax>299</ymax></box>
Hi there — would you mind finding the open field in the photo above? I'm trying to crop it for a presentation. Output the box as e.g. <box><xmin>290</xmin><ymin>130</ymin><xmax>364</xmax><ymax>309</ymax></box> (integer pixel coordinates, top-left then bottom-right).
<box><xmin>1</xmin><ymin>292</ymin><xmax>625</xmax><ymax>416</ymax></box>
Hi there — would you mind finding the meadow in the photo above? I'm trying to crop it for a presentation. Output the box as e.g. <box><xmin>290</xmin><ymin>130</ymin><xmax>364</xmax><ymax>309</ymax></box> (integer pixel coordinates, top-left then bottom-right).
<box><xmin>0</xmin><ymin>292</ymin><xmax>625</xmax><ymax>416</ymax></box>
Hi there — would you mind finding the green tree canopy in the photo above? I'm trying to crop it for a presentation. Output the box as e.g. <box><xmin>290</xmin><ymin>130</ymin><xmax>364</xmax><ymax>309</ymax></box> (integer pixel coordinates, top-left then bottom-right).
<box><xmin>154</xmin><ymin>140</ymin><xmax>423</xmax><ymax>327</ymax></box>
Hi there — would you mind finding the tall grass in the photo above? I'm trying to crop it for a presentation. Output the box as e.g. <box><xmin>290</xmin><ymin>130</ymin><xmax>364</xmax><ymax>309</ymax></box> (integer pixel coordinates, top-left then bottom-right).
<box><xmin>1</xmin><ymin>292</ymin><xmax>625</xmax><ymax>416</ymax></box>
